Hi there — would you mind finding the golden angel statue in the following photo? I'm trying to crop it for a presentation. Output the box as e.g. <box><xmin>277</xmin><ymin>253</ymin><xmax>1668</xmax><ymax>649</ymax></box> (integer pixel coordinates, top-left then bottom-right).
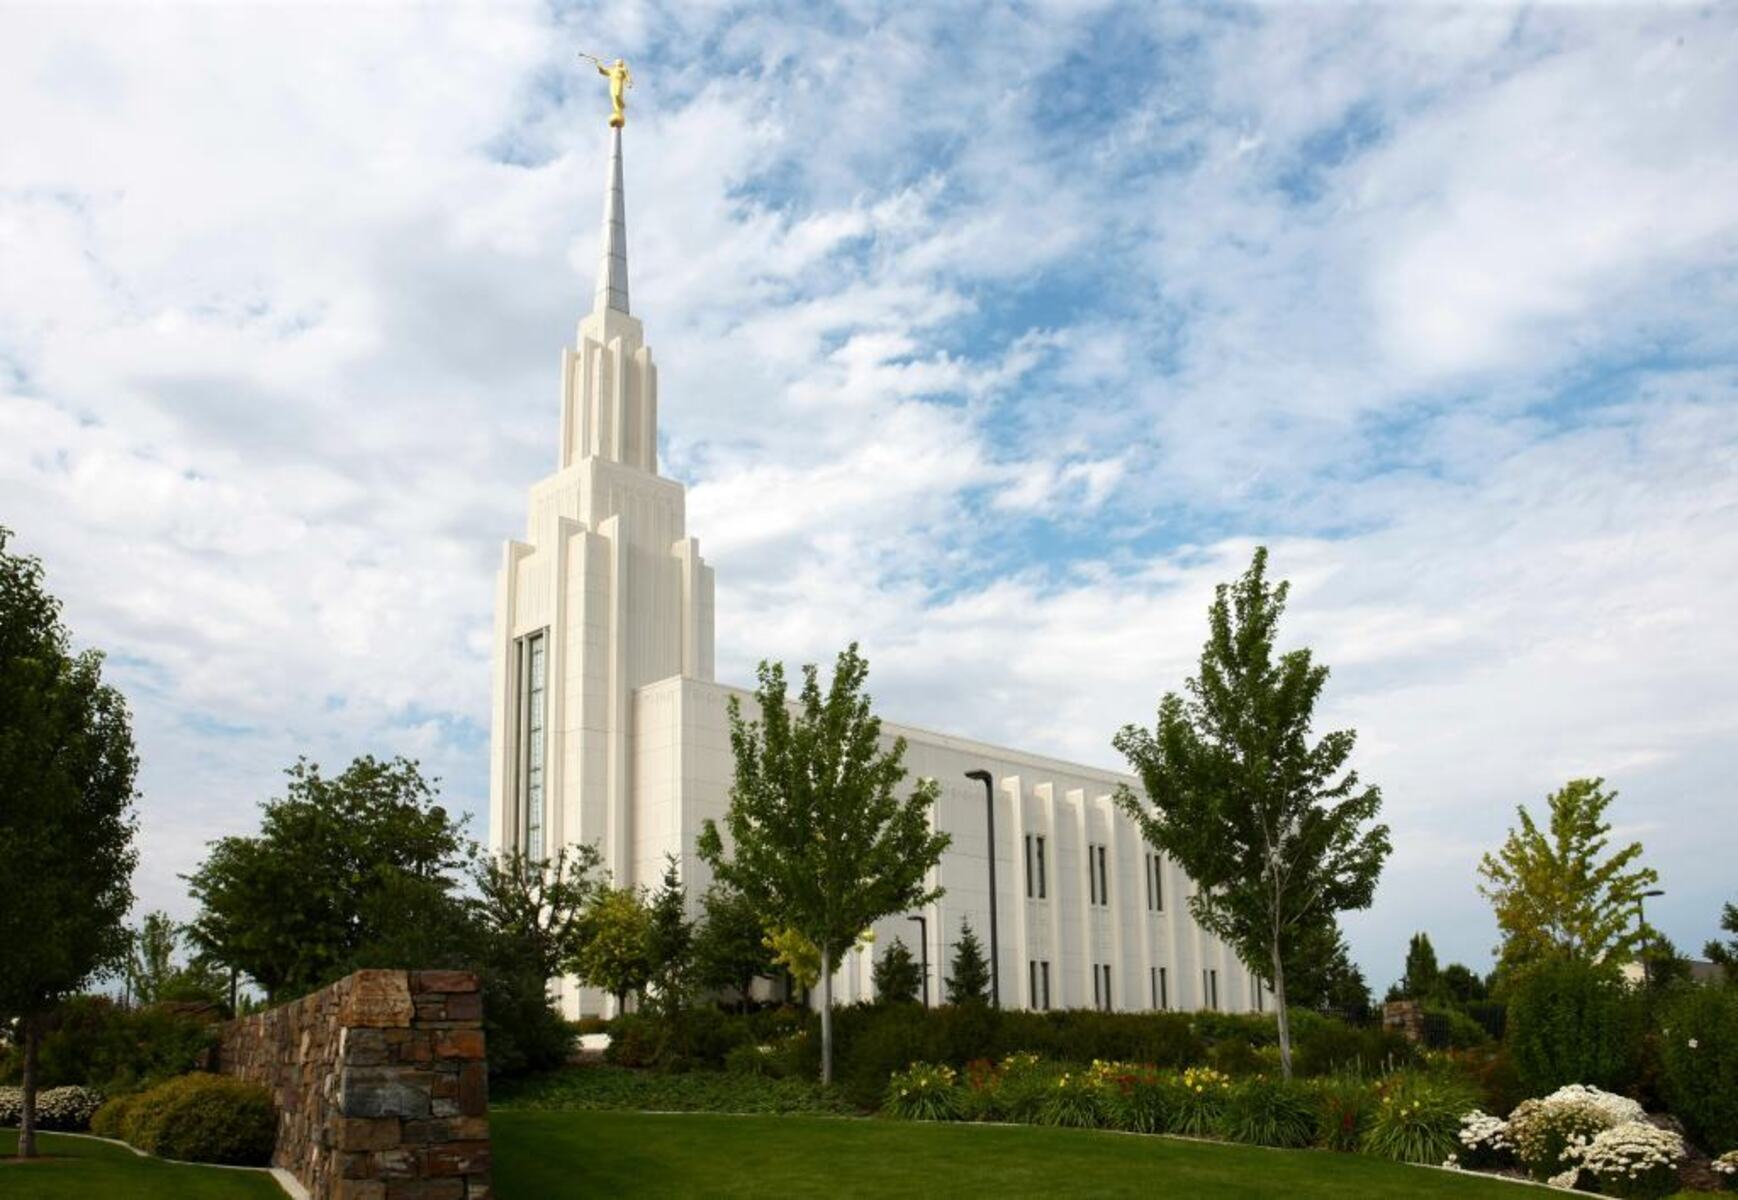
<box><xmin>581</xmin><ymin>53</ymin><xmax>633</xmax><ymax>127</ymax></box>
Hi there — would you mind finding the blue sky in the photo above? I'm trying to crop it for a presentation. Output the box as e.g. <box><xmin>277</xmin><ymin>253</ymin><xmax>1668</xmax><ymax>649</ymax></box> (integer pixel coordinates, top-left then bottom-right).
<box><xmin>2</xmin><ymin>1</ymin><xmax>1734</xmax><ymax>992</ymax></box>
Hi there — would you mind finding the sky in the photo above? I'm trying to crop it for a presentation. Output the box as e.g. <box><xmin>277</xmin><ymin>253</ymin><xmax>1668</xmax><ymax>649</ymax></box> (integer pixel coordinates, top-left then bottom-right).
<box><xmin>2</xmin><ymin>1</ymin><xmax>1734</xmax><ymax>994</ymax></box>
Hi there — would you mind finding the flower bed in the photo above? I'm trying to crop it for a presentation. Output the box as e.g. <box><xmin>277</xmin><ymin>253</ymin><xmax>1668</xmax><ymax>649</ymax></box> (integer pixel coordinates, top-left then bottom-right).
<box><xmin>0</xmin><ymin>1084</ymin><xmax>105</xmax><ymax>1131</ymax></box>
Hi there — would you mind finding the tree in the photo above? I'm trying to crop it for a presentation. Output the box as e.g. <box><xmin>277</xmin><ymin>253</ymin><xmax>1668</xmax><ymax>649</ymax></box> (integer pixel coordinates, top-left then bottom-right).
<box><xmin>1400</xmin><ymin>932</ymin><xmax>1440</xmax><ymax>1000</ymax></box>
<box><xmin>1282</xmin><ymin>919</ymin><xmax>1371</xmax><ymax>1019</ymax></box>
<box><xmin>698</xmin><ymin>643</ymin><xmax>950</xmax><ymax>1085</ymax></box>
<box><xmin>126</xmin><ymin>912</ymin><xmax>179</xmax><ymax>1006</ymax></box>
<box><xmin>872</xmin><ymin>937</ymin><xmax>922</xmax><ymax>1004</ymax></box>
<box><xmin>946</xmin><ymin>920</ymin><xmax>992</xmax><ymax>1006</ymax></box>
<box><xmin>569</xmin><ymin>885</ymin><xmax>652</xmax><ymax>1012</ymax></box>
<box><xmin>1439</xmin><ymin>963</ymin><xmax>1488</xmax><ymax>1007</ymax></box>
<box><xmin>1704</xmin><ymin>901</ymin><xmax>1738</xmax><ymax>985</ymax></box>
<box><xmin>645</xmin><ymin>855</ymin><xmax>694</xmax><ymax>1018</ymax></box>
<box><xmin>1477</xmin><ymin>777</ymin><xmax>1658</xmax><ymax>972</ymax></box>
<box><xmin>185</xmin><ymin>755</ymin><xmax>467</xmax><ymax>1001</ymax></box>
<box><xmin>1637</xmin><ymin>933</ymin><xmax>1693</xmax><ymax>993</ymax></box>
<box><xmin>0</xmin><ymin>528</ymin><xmax>139</xmax><ymax>1158</ymax></box>
<box><xmin>1113</xmin><ymin>547</ymin><xmax>1390</xmax><ymax>1080</ymax></box>
<box><xmin>693</xmin><ymin>884</ymin><xmax>777</xmax><ymax>1013</ymax></box>
<box><xmin>470</xmin><ymin>844</ymin><xmax>602</xmax><ymax>982</ymax></box>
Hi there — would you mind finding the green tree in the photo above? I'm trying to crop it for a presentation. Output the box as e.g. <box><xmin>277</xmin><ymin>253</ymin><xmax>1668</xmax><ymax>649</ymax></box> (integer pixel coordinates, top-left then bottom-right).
<box><xmin>570</xmin><ymin>884</ymin><xmax>652</xmax><ymax>1012</ymax></box>
<box><xmin>692</xmin><ymin>884</ymin><xmax>777</xmax><ymax>1013</ymax></box>
<box><xmin>184</xmin><ymin>755</ymin><xmax>467</xmax><ymax>1001</ymax></box>
<box><xmin>1113</xmin><ymin>547</ymin><xmax>1390</xmax><ymax>1080</ymax></box>
<box><xmin>1476</xmin><ymin>777</ymin><xmax>1658</xmax><ymax>972</ymax></box>
<box><xmin>698</xmin><ymin>643</ymin><xmax>950</xmax><ymax>1085</ymax></box>
<box><xmin>0</xmin><ymin>528</ymin><xmax>140</xmax><ymax>1158</ymax></box>
<box><xmin>470</xmin><ymin>844</ymin><xmax>602</xmax><ymax>981</ymax></box>
<box><xmin>1704</xmin><ymin>901</ymin><xmax>1738</xmax><ymax>985</ymax></box>
<box><xmin>1400</xmin><ymin>932</ymin><xmax>1440</xmax><ymax>1000</ymax></box>
<box><xmin>945</xmin><ymin>919</ymin><xmax>991</xmax><ymax>1006</ymax></box>
<box><xmin>872</xmin><ymin>937</ymin><xmax>922</xmax><ymax>1004</ymax></box>
<box><xmin>645</xmin><ymin>855</ymin><xmax>694</xmax><ymax>1018</ymax></box>
<box><xmin>126</xmin><ymin>911</ymin><xmax>179</xmax><ymax>1006</ymax></box>
<box><xmin>1283</xmin><ymin>919</ymin><xmax>1372</xmax><ymax>1018</ymax></box>
<box><xmin>1438</xmin><ymin>963</ymin><xmax>1487</xmax><ymax>1006</ymax></box>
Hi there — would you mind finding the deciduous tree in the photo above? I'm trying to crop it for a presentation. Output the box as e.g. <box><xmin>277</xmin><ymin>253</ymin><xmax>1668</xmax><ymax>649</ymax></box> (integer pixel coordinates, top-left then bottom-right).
<box><xmin>1476</xmin><ymin>777</ymin><xmax>1657</xmax><ymax>971</ymax></box>
<box><xmin>698</xmin><ymin>643</ymin><xmax>949</xmax><ymax>1084</ymax></box>
<box><xmin>0</xmin><ymin>528</ymin><xmax>139</xmax><ymax>1158</ymax></box>
<box><xmin>693</xmin><ymin>884</ymin><xmax>777</xmax><ymax>1013</ymax></box>
<box><xmin>1114</xmin><ymin>547</ymin><xmax>1390</xmax><ymax>1080</ymax></box>
<box><xmin>569</xmin><ymin>884</ymin><xmax>652</xmax><ymax>1012</ymax></box>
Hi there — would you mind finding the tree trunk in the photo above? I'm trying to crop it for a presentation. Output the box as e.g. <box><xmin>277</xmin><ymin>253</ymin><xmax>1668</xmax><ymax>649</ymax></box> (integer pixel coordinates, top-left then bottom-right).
<box><xmin>819</xmin><ymin>945</ymin><xmax>834</xmax><ymax>1087</ymax></box>
<box><xmin>18</xmin><ymin>1013</ymin><xmax>40</xmax><ymax>1159</ymax></box>
<box><xmin>1271</xmin><ymin>936</ymin><xmax>1292</xmax><ymax>1081</ymax></box>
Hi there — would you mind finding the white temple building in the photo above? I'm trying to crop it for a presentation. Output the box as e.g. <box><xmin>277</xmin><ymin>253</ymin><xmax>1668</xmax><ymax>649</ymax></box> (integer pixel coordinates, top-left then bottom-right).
<box><xmin>488</xmin><ymin>125</ymin><xmax>1270</xmax><ymax>1019</ymax></box>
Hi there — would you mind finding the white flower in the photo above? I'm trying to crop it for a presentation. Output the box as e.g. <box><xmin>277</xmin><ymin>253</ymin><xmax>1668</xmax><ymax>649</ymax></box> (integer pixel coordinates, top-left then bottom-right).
<box><xmin>1548</xmin><ymin>1168</ymin><xmax>1580</xmax><ymax>1189</ymax></box>
<box><xmin>1688</xmin><ymin>1037</ymin><xmax>1699</xmax><ymax>1049</ymax></box>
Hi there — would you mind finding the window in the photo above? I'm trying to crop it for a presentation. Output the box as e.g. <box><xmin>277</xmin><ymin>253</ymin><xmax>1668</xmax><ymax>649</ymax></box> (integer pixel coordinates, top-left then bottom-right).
<box><xmin>1036</xmin><ymin>836</ymin><xmax>1046</xmax><ymax>898</ymax></box>
<box><xmin>519</xmin><ymin>631</ymin><xmax>548</xmax><ymax>859</ymax></box>
<box><xmin>1151</xmin><ymin>965</ymin><xmax>1168</xmax><ymax>1010</ymax></box>
<box><xmin>1202</xmin><ymin>968</ymin><xmax>1220</xmax><ymax>1012</ymax></box>
<box><xmin>1029</xmin><ymin>959</ymin><xmax>1051</xmax><ymax>1010</ymax></box>
<box><xmin>1098</xmin><ymin>845</ymin><xmax>1109</xmax><ymax>907</ymax></box>
<box><xmin>1145</xmin><ymin>853</ymin><xmax>1164</xmax><ymax>912</ymax></box>
<box><xmin>1100</xmin><ymin>963</ymin><xmax>1113</xmax><ymax>1011</ymax></box>
<box><xmin>1088</xmin><ymin>843</ymin><xmax>1109</xmax><ymax>907</ymax></box>
<box><xmin>1024</xmin><ymin>835</ymin><xmax>1048</xmax><ymax>899</ymax></box>
<box><xmin>1024</xmin><ymin>835</ymin><xmax>1033</xmax><ymax>898</ymax></box>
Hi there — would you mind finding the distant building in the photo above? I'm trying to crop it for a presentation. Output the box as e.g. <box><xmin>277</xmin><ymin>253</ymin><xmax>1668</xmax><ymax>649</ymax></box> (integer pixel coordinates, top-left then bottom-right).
<box><xmin>488</xmin><ymin>124</ymin><xmax>1269</xmax><ymax>1020</ymax></box>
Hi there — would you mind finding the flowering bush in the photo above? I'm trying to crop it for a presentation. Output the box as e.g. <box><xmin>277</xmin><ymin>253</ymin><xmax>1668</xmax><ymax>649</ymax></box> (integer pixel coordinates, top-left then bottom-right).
<box><xmin>1314</xmin><ymin>1076</ymin><xmax>1377</xmax><ymax>1152</ymax></box>
<box><xmin>1169</xmin><ymin>1066</ymin><xmax>1232</xmax><ymax>1137</ymax></box>
<box><xmin>1712</xmin><ymin>1149</ymin><xmax>1738</xmax><ymax>1192</ymax></box>
<box><xmin>1453</xmin><ymin>1110</ymin><xmax>1513</xmax><ymax>1170</ymax></box>
<box><xmin>1360</xmin><ymin>1073</ymin><xmax>1474</xmax><ymax>1165</ymax></box>
<box><xmin>1099</xmin><ymin>1065</ymin><xmax>1168</xmax><ymax>1134</ymax></box>
<box><xmin>884</xmin><ymin>1062</ymin><xmax>959</xmax><ymax>1122</ymax></box>
<box><xmin>0</xmin><ymin>1085</ymin><xmax>105</xmax><ymax>1131</ymax></box>
<box><xmin>1038</xmin><ymin>1068</ymin><xmax>1104</xmax><ymax>1128</ymax></box>
<box><xmin>1506</xmin><ymin>1083</ymin><xmax>1642</xmax><ymax>1181</ymax></box>
<box><xmin>1569</xmin><ymin>1121</ymin><xmax>1683</xmax><ymax>1200</ymax></box>
<box><xmin>1220</xmin><ymin>1076</ymin><xmax>1317</xmax><ymax>1148</ymax></box>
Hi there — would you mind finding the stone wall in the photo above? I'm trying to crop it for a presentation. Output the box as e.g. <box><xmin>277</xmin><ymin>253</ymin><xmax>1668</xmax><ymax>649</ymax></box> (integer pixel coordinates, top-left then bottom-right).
<box><xmin>1383</xmin><ymin>998</ymin><xmax>1426</xmax><ymax>1044</ymax></box>
<box><xmin>215</xmin><ymin>969</ymin><xmax>491</xmax><ymax>1200</ymax></box>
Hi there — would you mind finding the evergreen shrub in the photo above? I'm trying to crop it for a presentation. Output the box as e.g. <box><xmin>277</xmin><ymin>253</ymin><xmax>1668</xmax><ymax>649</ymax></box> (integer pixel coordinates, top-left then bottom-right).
<box><xmin>1506</xmin><ymin>958</ymin><xmax>1641</xmax><ymax>1095</ymax></box>
<box><xmin>1658</xmin><ymin>982</ymin><xmax>1738</xmax><ymax>1151</ymax></box>
<box><xmin>118</xmin><ymin>1073</ymin><xmax>275</xmax><ymax>1165</ymax></box>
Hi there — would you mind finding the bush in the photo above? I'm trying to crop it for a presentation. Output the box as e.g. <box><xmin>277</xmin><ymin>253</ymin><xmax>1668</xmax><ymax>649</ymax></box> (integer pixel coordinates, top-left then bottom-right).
<box><xmin>1571</xmin><ymin>1121</ymin><xmax>1683</xmax><ymax>1199</ymax></box>
<box><xmin>481</xmin><ymin>968</ymin><xmax>575</xmax><ymax>1078</ymax></box>
<box><xmin>573</xmin><ymin>1016</ymin><xmax>610</xmax><ymax>1036</ymax></box>
<box><xmin>1220</xmin><ymin>1076</ymin><xmax>1316</xmax><ymax>1147</ymax></box>
<box><xmin>1447</xmin><ymin>1046</ymin><xmax>1525</xmax><ymax>1116</ymax></box>
<box><xmin>0</xmin><ymin>1084</ymin><xmax>105</xmax><ymax>1131</ymax></box>
<box><xmin>603</xmin><ymin>1012</ymin><xmax>669</xmax><ymax>1069</ymax></box>
<box><xmin>1098</xmin><ymin>1064</ymin><xmax>1169</xmax><ymax>1133</ymax></box>
<box><xmin>1658</xmin><ymin>982</ymin><xmax>1738</xmax><ymax>1150</ymax></box>
<box><xmin>1506</xmin><ymin>958</ymin><xmax>1641</xmax><ymax>1095</ymax></box>
<box><xmin>1168</xmin><ymin>1066</ymin><xmax>1232</xmax><ymax>1137</ymax></box>
<box><xmin>1713</xmin><ymin>1149</ymin><xmax>1738</xmax><ymax>1191</ymax></box>
<box><xmin>1425</xmin><ymin>1007</ymin><xmax>1491</xmax><ymax>1050</ymax></box>
<box><xmin>0</xmin><ymin>997</ymin><xmax>218</xmax><ymax>1093</ymax></box>
<box><xmin>973</xmin><ymin>1052</ymin><xmax>1055</xmax><ymax>1124</ymax></box>
<box><xmin>723</xmin><ymin>1042</ymin><xmax>779</xmax><ymax>1078</ymax></box>
<box><xmin>1291</xmin><ymin>1019</ymin><xmax>1416</xmax><ymax>1078</ymax></box>
<box><xmin>1360</xmin><ymin>1072</ymin><xmax>1475</xmax><ymax>1164</ymax></box>
<box><xmin>90</xmin><ymin>1092</ymin><xmax>140</xmax><ymax>1139</ymax></box>
<box><xmin>490</xmin><ymin>1063</ymin><xmax>852</xmax><ymax>1115</ymax></box>
<box><xmin>1038</xmin><ymin>1066</ymin><xmax>1106</xmax><ymax>1128</ymax></box>
<box><xmin>120</xmin><ymin>1073</ymin><xmax>275</xmax><ymax>1165</ymax></box>
<box><xmin>1314</xmin><ymin>1075</ymin><xmax>1376</xmax><ymax>1152</ymax></box>
<box><xmin>1453</xmin><ymin>1110</ymin><xmax>1513</xmax><ymax>1171</ymax></box>
<box><xmin>1506</xmin><ymin>1084</ymin><xmax>1643</xmax><ymax>1181</ymax></box>
<box><xmin>883</xmin><ymin>1062</ymin><xmax>959</xmax><ymax>1121</ymax></box>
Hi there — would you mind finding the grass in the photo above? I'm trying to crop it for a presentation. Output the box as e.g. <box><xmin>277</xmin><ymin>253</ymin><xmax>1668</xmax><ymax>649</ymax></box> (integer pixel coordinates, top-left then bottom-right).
<box><xmin>0</xmin><ymin>1129</ymin><xmax>285</xmax><ymax>1199</ymax></box>
<box><xmin>492</xmin><ymin>1063</ymin><xmax>854</xmax><ymax>1115</ymax></box>
<box><xmin>491</xmin><ymin>1109</ymin><xmax>1553</xmax><ymax>1198</ymax></box>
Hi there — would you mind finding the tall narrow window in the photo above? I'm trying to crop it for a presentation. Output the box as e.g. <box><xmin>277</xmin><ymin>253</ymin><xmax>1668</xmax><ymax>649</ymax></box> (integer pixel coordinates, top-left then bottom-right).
<box><xmin>1041</xmin><ymin>961</ymin><xmax>1051</xmax><ymax>1010</ymax></box>
<box><xmin>1030</xmin><ymin>960</ymin><xmax>1051</xmax><ymax>1010</ymax></box>
<box><xmin>1093</xmin><ymin>964</ymin><xmax>1100</xmax><ymax>1009</ymax></box>
<box><xmin>1036</xmin><ymin>836</ymin><xmax>1047</xmax><ymax>899</ymax></box>
<box><xmin>1100</xmin><ymin>963</ymin><xmax>1113</xmax><ymax>1011</ymax></box>
<box><xmin>1029</xmin><ymin>959</ymin><xmax>1037</xmax><ymax>1005</ymax></box>
<box><xmin>1150</xmin><ymin>966</ymin><xmax>1157</xmax><ymax>1008</ymax></box>
<box><xmin>1151</xmin><ymin>855</ymin><xmax>1163</xmax><ymax>912</ymax></box>
<box><xmin>1024</xmin><ymin>835</ymin><xmax>1034</xmax><ymax>898</ymax></box>
<box><xmin>520</xmin><ymin>631</ymin><xmax>548</xmax><ymax>860</ymax></box>
<box><xmin>1093</xmin><ymin>845</ymin><xmax>1109</xmax><ymax>907</ymax></box>
<box><xmin>1159</xmin><ymin>966</ymin><xmax>1169</xmax><ymax>1010</ymax></box>
<box><xmin>1254</xmin><ymin>974</ymin><xmax>1264</xmax><ymax>1012</ymax></box>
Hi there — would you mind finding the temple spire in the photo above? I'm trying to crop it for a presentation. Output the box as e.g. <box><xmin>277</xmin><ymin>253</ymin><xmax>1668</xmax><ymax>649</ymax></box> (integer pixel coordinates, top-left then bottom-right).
<box><xmin>593</xmin><ymin>126</ymin><xmax>630</xmax><ymax>315</ymax></box>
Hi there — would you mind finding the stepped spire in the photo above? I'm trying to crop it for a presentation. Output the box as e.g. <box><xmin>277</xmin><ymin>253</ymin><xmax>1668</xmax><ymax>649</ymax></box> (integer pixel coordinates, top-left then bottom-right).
<box><xmin>593</xmin><ymin>126</ymin><xmax>630</xmax><ymax>315</ymax></box>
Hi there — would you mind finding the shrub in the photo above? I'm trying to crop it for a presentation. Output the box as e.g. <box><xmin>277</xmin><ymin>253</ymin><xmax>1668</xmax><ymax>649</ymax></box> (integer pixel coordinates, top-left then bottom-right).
<box><xmin>572</xmin><ymin>1016</ymin><xmax>610</xmax><ymax>1036</ymax></box>
<box><xmin>1506</xmin><ymin>958</ymin><xmax>1641</xmax><ymax>1096</ymax></box>
<box><xmin>723</xmin><ymin>1042</ymin><xmax>779</xmax><ymax>1078</ymax></box>
<box><xmin>1453</xmin><ymin>1110</ymin><xmax>1513</xmax><ymax>1170</ymax></box>
<box><xmin>1168</xmin><ymin>1066</ymin><xmax>1232</xmax><ymax>1137</ymax></box>
<box><xmin>1038</xmin><ymin>1068</ymin><xmax>1104</xmax><ymax>1128</ymax></box>
<box><xmin>883</xmin><ymin>1062</ymin><xmax>959</xmax><ymax>1121</ymax></box>
<box><xmin>1220</xmin><ymin>1076</ymin><xmax>1316</xmax><ymax>1147</ymax></box>
<box><xmin>1506</xmin><ymin>1084</ymin><xmax>1643</xmax><ymax>1181</ymax></box>
<box><xmin>0</xmin><ymin>1084</ymin><xmax>105</xmax><ymax>1131</ymax></box>
<box><xmin>1314</xmin><ymin>1075</ymin><xmax>1376</xmax><ymax>1152</ymax></box>
<box><xmin>0</xmin><ymin>997</ymin><xmax>218</xmax><ymax>1093</ymax></box>
<box><xmin>1447</xmin><ymin>1046</ymin><xmax>1525</xmax><ymax>1116</ymax></box>
<box><xmin>986</xmin><ymin>1052</ymin><xmax>1057</xmax><ymax>1124</ymax></box>
<box><xmin>1658</xmin><ymin>981</ymin><xmax>1738</xmax><ymax>1150</ymax></box>
<box><xmin>1099</xmin><ymin>1065</ymin><xmax>1169</xmax><ymax>1134</ymax></box>
<box><xmin>1569</xmin><ymin>1121</ymin><xmax>1683</xmax><ymax>1199</ymax></box>
<box><xmin>121</xmin><ymin>1073</ymin><xmax>275</xmax><ymax>1165</ymax></box>
<box><xmin>603</xmin><ymin>1012</ymin><xmax>669</xmax><ymax>1069</ymax></box>
<box><xmin>1292</xmin><ymin>1020</ymin><xmax>1415</xmax><ymax>1078</ymax></box>
<box><xmin>90</xmin><ymin>1092</ymin><xmax>140</xmax><ymax>1139</ymax></box>
<box><xmin>1713</xmin><ymin>1149</ymin><xmax>1738</xmax><ymax>1191</ymax></box>
<box><xmin>1205</xmin><ymin>1037</ymin><xmax>1264</xmax><ymax>1077</ymax></box>
<box><xmin>1360</xmin><ymin>1072</ymin><xmax>1475</xmax><ymax>1164</ymax></box>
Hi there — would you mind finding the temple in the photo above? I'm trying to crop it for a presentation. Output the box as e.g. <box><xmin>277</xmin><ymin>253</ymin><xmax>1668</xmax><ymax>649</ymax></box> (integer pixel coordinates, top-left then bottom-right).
<box><xmin>488</xmin><ymin>125</ymin><xmax>1269</xmax><ymax>1019</ymax></box>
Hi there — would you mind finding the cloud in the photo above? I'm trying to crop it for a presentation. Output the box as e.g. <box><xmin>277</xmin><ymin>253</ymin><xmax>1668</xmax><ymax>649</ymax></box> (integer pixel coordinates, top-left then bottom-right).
<box><xmin>1</xmin><ymin>0</ymin><xmax>1733</xmax><ymax>993</ymax></box>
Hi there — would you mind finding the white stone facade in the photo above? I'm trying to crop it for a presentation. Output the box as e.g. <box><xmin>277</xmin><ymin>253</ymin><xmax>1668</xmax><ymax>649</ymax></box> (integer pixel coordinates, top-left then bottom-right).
<box><xmin>489</xmin><ymin>127</ymin><xmax>1269</xmax><ymax>1019</ymax></box>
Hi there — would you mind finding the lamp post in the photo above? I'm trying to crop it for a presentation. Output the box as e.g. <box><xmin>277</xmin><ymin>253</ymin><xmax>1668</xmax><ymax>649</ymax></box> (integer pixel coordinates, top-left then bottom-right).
<box><xmin>1637</xmin><ymin>888</ymin><xmax>1665</xmax><ymax>988</ymax></box>
<box><xmin>908</xmin><ymin>914</ymin><xmax>930</xmax><ymax>1007</ymax></box>
<box><xmin>965</xmin><ymin>770</ymin><xmax>1000</xmax><ymax>1008</ymax></box>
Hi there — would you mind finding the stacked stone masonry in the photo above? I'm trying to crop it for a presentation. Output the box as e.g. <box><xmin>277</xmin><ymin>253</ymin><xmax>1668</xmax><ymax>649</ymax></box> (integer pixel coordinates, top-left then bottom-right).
<box><xmin>215</xmin><ymin>969</ymin><xmax>491</xmax><ymax>1200</ymax></box>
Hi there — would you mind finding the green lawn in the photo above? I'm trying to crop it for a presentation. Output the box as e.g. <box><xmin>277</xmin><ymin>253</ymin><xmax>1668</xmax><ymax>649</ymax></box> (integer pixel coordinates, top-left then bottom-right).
<box><xmin>0</xmin><ymin>1130</ymin><xmax>285</xmax><ymax>1199</ymax></box>
<box><xmin>491</xmin><ymin>1110</ymin><xmax>1551</xmax><ymax>1198</ymax></box>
